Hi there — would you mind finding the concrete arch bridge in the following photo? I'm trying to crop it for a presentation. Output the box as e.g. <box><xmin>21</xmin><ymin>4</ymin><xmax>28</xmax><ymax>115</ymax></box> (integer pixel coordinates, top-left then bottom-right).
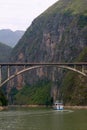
<box><xmin>0</xmin><ymin>62</ymin><xmax>87</xmax><ymax>87</ymax></box>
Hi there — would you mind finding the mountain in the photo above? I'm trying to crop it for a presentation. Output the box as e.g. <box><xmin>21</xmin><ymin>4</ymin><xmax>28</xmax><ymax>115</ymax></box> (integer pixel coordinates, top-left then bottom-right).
<box><xmin>8</xmin><ymin>0</ymin><xmax>87</xmax><ymax>105</ymax></box>
<box><xmin>0</xmin><ymin>42</ymin><xmax>12</xmax><ymax>62</ymax></box>
<box><xmin>0</xmin><ymin>29</ymin><xmax>24</xmax><ymax>47</ymax></box>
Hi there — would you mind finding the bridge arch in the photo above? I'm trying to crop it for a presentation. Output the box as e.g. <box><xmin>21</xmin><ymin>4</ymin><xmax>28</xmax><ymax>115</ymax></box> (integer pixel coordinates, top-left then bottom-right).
<box><xmin>0</xmin><ymin>65</ymin><xmax>87</xmax><ymax>87</ymax></box>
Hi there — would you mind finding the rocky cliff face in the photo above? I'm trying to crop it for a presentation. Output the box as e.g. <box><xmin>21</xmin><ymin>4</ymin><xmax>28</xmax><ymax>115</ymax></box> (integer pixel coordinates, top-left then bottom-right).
<box><xmin>9</xmin><ymin>0</ymin><xmax>87</xmax><ymax>103</ymax></box>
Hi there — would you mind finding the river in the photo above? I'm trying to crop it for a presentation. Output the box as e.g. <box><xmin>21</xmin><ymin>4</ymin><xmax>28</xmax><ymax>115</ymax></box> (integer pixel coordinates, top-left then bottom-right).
<box><xmin>0</xmin><ymin>107</ymin><xmax>87</xmax><ymax>130</ymax></box>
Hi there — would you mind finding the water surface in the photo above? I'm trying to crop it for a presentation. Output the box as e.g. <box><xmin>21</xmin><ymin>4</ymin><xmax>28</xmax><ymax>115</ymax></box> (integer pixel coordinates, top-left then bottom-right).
<box><xmin>0</xmin><ymin>107</ymin><xmax>87</xmax><ymax>130</ymax></box>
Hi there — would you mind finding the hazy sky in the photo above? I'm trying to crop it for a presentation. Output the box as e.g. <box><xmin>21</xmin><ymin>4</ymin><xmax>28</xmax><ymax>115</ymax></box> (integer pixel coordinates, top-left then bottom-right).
<box><xmin>0</xmin><ymin>0</ymin><xmax>58</xmax><ymax>31</ymax></box>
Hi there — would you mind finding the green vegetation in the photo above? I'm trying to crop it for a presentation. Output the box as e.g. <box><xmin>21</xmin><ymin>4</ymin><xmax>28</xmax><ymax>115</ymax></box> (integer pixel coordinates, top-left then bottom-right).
<box><xmin>0</xmin><ymin>89</ymin><xmax>7</xmax><ymax>106</ymax></box>
<box><xmin>41</xmin><ymin>0</ymin><xmax>87</xmax><ymax>17</ymax></box>
<box><xmin>64</xmin><ymin>0</ymin><xmax>87</xmax><ymax>15</ymax></box>
<box><xmin>77</xmin><ymin>47</ymin><xmax>87</xmax><ymax>62</ymax></box>
<box><xmin>13</xmin><ymin>80</ymin><xmax>53</xmax><ymax>106</ymax></box>
<box><xmin>78</xmin><ymin>15</ymin><xmax>87</xmax><ymax>28</ymax></box>
<box><xmin>61</xmin><ymin>47</ymin><xmax>87</xmax><ymax>105</ymax></box>
<box><xmin>61</xmin><ymin>72</ymin><xmax>87</xmax><ymax>105</ymax></box>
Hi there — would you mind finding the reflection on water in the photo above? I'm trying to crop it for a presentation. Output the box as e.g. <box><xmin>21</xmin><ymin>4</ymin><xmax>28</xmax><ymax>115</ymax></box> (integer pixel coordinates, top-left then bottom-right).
<box><xmin>0</xmin><ymin>107</ymin><xmax>87</xmax><ymax>130</ymax></box>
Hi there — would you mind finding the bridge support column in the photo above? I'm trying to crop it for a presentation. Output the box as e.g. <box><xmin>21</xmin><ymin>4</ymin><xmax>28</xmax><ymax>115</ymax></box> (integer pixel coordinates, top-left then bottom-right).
<box><xmin>82</xmin><ymin>65</ymin><xmax>85</xmax><ymax>73</ymax></box>
<box><xmin>74</xmin><ymin>65</ymin><xmax>76</xmax><ymax>69</ymax></box>
<box><xmin>7</xmin><ymin>66</ymin><xmax>10</xmax><ymax>79</ymax></box>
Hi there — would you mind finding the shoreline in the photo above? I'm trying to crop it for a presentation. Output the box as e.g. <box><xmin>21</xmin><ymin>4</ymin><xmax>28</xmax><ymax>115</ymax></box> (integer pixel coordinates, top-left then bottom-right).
<box><xmin>0</xmin><ymin>106</ymin><xmax>3</xmax><ymax>111</ymax></box>
<box><xmin>0</xmin><ymin>106</ymin><xmax>8</xmax><ymax>111</ymax></box>
<box><xmin>64</xmin><ymin>106</ymin><xmax>87</xmax><ymax>109</ymax></box>
<box><xmin>0</xmin><ymin>105</ymin><xmax>87</xmax><ymax>111</ymax></box>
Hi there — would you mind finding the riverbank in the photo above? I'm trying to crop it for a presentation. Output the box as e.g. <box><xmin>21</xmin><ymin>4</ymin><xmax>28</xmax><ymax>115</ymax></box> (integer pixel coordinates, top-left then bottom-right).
<box><xmin>0</xmin><ymin>106</ymin><xmax>3</xmax><ymax>111</ymax></box>
<box><xmin>1</xmin><ymin>105</ymin><xmax>87</xmax><ymax>110</ymax></box>
<box><xmin>21</xmin><ymin>105</ymin><xmax>87</xmax><ymax>109</ymax></box>
<box><xmin>0</xmin><ymin>106</ymin><xmax>8</xmax><ymax>111</ymax></box>
<box><xmin>64</xmin><ymin>106</ymin><xmax>87</xmax><ymax>109</ymax></box>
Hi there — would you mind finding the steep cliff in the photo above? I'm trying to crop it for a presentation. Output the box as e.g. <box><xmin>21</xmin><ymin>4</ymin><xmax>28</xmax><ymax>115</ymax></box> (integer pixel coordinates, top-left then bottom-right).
<box><xmin>9</xmin><ymin>0</ymin><xmax>87</xmax><ymax>105</ymax></box>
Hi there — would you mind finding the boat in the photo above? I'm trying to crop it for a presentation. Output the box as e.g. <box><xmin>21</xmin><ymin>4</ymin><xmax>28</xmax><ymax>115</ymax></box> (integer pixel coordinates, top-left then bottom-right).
<box><xmin>54</xmin><ymin>100</ymin><xmax>64</xmax><ymax>110</ymax></box>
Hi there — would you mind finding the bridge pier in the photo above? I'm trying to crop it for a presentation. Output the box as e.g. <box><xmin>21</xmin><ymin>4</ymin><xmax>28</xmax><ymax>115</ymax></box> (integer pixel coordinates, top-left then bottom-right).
<box><xmin>74</xmin><ymin>64</ymin><xmax>77</xmax><ymax>69</ymax></box>
<box><xmin>7</xmin><ymin>66</ymin><xmax>10</xmax><ymax>79</ymax></box>
<box><xmin>82</xmin><ymin>65</ymin><xmax>85</xmax><ymax>73</ymax></box>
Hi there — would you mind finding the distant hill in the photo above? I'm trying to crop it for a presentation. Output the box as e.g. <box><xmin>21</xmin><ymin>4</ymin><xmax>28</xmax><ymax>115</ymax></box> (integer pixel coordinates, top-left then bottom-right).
<box><xmin>0</xmin><ymin>42</ymin><xmax>12</xmax><ymax>62</ymax></box>
<box><xmin>0</xmin><ymin>29</ymin><xmax>24</xmax><ymax>47</ymax></box>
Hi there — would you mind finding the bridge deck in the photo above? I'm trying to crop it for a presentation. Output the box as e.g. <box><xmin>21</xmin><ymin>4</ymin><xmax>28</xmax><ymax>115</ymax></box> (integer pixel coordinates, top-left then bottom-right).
<box><xmin>0</xmin><ymin>62</ymin><xmax>87</xmax><ymax>66</ymax></box>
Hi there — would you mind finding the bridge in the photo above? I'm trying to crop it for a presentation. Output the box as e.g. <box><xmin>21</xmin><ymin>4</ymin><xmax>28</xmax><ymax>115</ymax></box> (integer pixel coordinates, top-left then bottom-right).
<box><xmin>0</xmin><ymin>62</ymin><xmax>87</xmax><ymax>87</ymax></box>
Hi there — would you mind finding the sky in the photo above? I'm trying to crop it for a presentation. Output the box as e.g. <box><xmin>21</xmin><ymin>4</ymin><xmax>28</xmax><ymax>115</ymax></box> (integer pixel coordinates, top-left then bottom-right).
<box><xmin>0</xmin><ymin>0</ymin><xmax>58</xmax><ymax>31</ymax></box>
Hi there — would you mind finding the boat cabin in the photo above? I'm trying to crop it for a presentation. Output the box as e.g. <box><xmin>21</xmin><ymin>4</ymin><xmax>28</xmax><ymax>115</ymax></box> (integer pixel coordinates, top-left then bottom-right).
<box><xmin>54</xmin><ymin>100</ymin><xmax>64</xmax><ymax>110</ymax></box>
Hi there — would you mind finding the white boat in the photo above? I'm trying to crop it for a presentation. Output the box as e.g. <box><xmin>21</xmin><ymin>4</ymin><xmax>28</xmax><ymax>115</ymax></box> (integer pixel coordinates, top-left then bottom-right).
<box><xmin>54</xmin><ymin>100</ymin><xmax>64</xmax><ymax>110</ymax></box>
